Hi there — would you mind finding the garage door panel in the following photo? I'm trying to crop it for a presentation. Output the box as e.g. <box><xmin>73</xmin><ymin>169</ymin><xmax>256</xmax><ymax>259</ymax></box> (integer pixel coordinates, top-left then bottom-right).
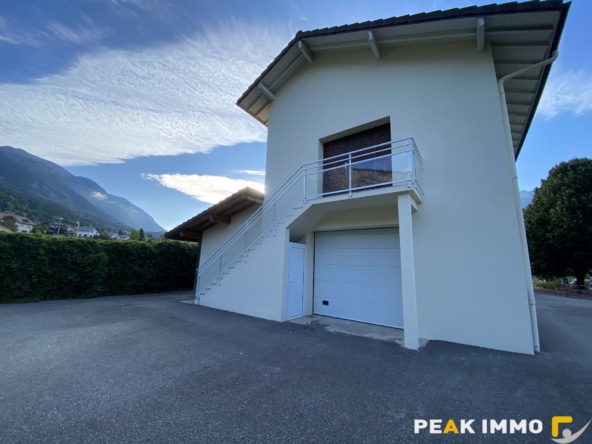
<box><xmin>314</xmin><ymin>228</ymin><xmax>403</xmax><ymax>328</ymax></box>
<box><xmin>316</xmin><ymin>230</ymin><xmax>400</xmax><ymax>250</ymax></box>
<box><xmin>314</xmin><ymin>297</ymin><xmax>403</xmax><ymax>328</ymax></box>
<box><xmin>315</xmin><ymin>249</ymin><xmax>400</xmax><ymax>268</ymax></box>
<box><xmin>314</xmin><ymin>280</ymin><xmax>401</xmax><ymax>306</ymax></box>
<box><xmin>314</xmin><ymin>264</ymin><xmax>402</xmax><ymax>287</ymax></box>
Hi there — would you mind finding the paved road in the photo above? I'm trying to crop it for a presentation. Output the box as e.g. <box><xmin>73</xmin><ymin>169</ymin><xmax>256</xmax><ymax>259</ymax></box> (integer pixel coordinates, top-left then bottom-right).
<box><xmin>0</xmin><ymin>291</ymin><xmax>590</xmax><ymax>443</ymax></box>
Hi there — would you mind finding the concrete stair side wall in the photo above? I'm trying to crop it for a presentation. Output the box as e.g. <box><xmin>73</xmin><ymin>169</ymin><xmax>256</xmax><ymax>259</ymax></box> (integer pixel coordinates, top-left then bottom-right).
<box><xmin>197</xmin><ymin>227</ymin><xmax>289</xmax><ymax>322</ymax></box>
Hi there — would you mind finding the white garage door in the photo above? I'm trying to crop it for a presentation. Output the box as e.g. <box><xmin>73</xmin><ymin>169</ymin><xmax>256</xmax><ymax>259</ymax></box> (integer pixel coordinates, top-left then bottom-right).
<box><xmin>314</xmin><ymin>228</ymin><xmax>403</xmax><ymax>328</ymax></box>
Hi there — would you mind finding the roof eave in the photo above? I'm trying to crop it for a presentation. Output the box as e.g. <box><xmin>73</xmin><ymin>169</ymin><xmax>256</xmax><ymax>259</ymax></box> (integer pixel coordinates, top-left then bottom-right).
<box><xmin>237</xmin><ymin>1</ymin><xmax>571</xmax><ymax>155</ymax></box>
<box><xmin>165</xmin><ymin>187</ymin><xmax>264</xmax><ymax>242</ymax></box>
<box><xmin>514</xmin><ymin>2</ymin><xmax>570</xmax><ymax>159</ymax></box>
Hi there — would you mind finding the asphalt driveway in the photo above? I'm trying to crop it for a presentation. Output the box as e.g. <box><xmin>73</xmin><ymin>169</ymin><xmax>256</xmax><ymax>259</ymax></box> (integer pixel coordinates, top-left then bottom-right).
<box><xmin>0</xmin><ymin>291</ymin><xmax>590</xmax><ymax>443</ymax></box>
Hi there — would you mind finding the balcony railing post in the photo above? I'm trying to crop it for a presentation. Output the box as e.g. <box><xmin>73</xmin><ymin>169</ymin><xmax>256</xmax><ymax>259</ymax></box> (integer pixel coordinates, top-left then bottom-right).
<box><xmin>303</xmin><ymin>173</ymin><xmax>307</xmax><ymax>201</ymax></box>
<box><xmin>412</xmin><ymin>150</ymin><xmax>416</xmax><ymax>181</ymax></box>
<box><xmin>390</xmin><ymin>148</ymin><xmax>395</xmax><ymax>187</ymax></box>
<box><xmin>273</xmin><ymin>203</ymin><xmax>276</xmax><ymax>236</ymax></box>
<box><xmin>407</xmin><ymin>149</ymin><xmax>413</xmax><ymax>188</ymax></box>
<box><xmin>348</xmin><ymin>153</ymin><xmax>353</xmax><ymax>197</ymax></box>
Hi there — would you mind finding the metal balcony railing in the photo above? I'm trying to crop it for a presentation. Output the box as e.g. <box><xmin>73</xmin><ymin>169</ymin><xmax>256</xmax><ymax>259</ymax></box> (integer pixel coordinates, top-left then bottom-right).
<box><xmin>196</xmin><ymin>138</ymin><xmax>423</xmax><ymax>296</ymax></box>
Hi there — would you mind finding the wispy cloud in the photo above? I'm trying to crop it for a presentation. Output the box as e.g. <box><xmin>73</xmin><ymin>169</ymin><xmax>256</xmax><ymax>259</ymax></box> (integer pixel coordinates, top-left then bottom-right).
<box><xmin>47</xmin><ymin>18</ymin><xmax>108</xmax><ymax>45</ymax></box>
<box><xmin>142</xmin><ymin>173</ymin><xmax>264</xmax><ymax>204</ymax></box>
<box><xmin>0</xmin><ymin>21</ymin><xmax>287</xmax><ymax>166</ymax></box>
<box><xmin>539</xmin><ymin>70</ymin><xmax>592</xmax><ymax>119</ymax></box>
<box><xmin>107</xmin><ymin>0</ymin><xmax>154</xmax><ymax>9</ymax></box>
<box><xmin>234</xmin><ymin>169</ymin><xmax>266</xmax><ymax>176</ymax></box>
<box><xmin>0</xmin><ymin>15</ymin><xmax>40</xmax><ymax>46</ymax></box>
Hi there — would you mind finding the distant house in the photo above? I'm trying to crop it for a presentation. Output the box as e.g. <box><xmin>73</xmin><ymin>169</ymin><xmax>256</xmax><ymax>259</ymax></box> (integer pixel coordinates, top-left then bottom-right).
<box><xmin>76</xmin><ymin>226</ymin><xmax>100</xmax><ymax>238</ymax></box>
<box><xmin>108</xmin><ymin>231</ymin><xmax>119</xmax><ymax>240</ymax></box>
<box><xmin>0</xmin><ymin>212</ymin><xmax>36</xmax><ymax>233</ymax></box>
<box><xmin>166</xmin><ymin>1</ymin><xmax>569</xmax><ymax>355</ymax></box>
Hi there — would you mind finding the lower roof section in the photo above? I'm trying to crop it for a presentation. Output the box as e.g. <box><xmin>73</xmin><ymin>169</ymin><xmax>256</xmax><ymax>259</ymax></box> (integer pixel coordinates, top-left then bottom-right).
<box><xmin>165</xmin><ymin>187</ymin><xmax>264</xmax><ymax>242</ymax></box>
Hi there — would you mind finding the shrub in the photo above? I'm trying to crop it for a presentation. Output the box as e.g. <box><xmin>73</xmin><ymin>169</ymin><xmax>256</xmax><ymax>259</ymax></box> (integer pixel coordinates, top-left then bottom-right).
<box><xmin>0</xmin><ymin>233</ymin><xmax>199</xmax><ymax>302</ymax></box>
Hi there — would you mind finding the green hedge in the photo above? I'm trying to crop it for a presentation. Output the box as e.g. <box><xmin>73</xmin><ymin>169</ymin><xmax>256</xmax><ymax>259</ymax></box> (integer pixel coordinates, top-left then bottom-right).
<box><xmin>0</xmin><ymin>233</ymin><xmax>199</xmax><ymax>302</ymax></box>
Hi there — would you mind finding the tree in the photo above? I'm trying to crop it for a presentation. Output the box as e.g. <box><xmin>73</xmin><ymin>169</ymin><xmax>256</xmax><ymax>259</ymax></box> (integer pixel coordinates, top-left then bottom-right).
<box><xmin>3</xmin><ymin>217</ymin><xmax>16</xmax><ymax>230</ymax></box>
<box><xmin>524</xmin><ymin>158</ymin><xmax>592</xmax><ymax>286</ymax></box>
<box><xmin>32</xmin><ymin>222</ymin><xmax>49</xmax><ymax>234</ymax></box>
<box><xmin>129</xmin><ymin>228</ymin><xmax>146</xmax><ymax>241</ymax></box>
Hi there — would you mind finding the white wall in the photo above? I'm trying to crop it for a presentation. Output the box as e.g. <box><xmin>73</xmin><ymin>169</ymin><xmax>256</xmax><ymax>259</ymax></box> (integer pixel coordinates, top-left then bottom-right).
<box><xmin>314</xmin><ymin>206</ymin><xmax>397</xmax><ymax>232</ymax></box>
<box><xmin>198</xmin><ymin>227</ymin><xmax>289</xmax><ymax>322</ymax></box>
<box><xmin>199</xmin><ymin>206</ymin><xmax>261</xmax><ymax>267</ymax></box>
<box><xmin>265</xmin><ymin>42</ymin><xmax>534</xmax><ymax>353</ymax></box>
<box><xmin>16</xmin><ymin>223</ymin><xmax>33</xmax><ymax>233</ymax></box>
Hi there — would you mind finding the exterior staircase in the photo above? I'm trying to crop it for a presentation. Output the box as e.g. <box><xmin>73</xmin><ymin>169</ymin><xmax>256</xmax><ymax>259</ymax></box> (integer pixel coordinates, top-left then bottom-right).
<box><xmin>196</xmin><ymin>138</ymin><xmax>423</xmax><ymax>301</ymax></box>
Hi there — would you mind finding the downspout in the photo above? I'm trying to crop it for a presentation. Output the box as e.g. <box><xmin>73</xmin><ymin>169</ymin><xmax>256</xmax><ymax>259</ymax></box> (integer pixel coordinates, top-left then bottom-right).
<box><xmin>497</xmin><ymin>50</ymin><xmax>559</xmax><ymax>353</ymax></box>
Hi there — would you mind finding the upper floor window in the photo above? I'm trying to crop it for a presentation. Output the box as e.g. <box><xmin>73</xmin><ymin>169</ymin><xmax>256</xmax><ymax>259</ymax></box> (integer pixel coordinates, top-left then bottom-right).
<box><xmin>322</xmin><ymin>123</ymin><xmax>392</xmax><ymax>194</ymax></box>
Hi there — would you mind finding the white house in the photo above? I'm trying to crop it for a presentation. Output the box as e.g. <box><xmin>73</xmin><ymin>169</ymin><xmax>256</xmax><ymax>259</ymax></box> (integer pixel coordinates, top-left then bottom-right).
<box><xmin>0</xmin><ymin>212</ymin><xmax>36</xmax><ymax>233</ymax></box>
<box><xmin>76</xmin><ymin>226</ymin><xmax>100</xmax><ymax>238</ymax></box>
<box><xmin>167</xmin><ymin>1</ymin><xmax>570</xmax><ymax>354</ymax></box>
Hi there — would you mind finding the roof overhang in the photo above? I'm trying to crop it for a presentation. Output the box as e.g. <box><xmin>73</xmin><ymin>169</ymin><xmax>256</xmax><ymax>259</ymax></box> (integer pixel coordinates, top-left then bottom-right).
<box><xmin>237</xmin><ymin>1</ymin><xmax>570</xmax><ymax>158</ymax></box>
<box><xmin>165</xmin><ymin>187</ymin><xmax>264</xmax><ymax>242</ymax></box>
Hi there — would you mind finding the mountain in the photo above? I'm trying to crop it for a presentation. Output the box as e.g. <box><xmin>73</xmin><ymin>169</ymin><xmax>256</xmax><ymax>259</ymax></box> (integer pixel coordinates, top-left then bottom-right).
<box><xmin>0</xmin><ymin>146</ymin><xmax>164</xmax><ymax>232</ymax></box>
<box><xmin>520</xmin><ymin>190</ymin><xmax>534</xmax><ymax>208</ymax></box>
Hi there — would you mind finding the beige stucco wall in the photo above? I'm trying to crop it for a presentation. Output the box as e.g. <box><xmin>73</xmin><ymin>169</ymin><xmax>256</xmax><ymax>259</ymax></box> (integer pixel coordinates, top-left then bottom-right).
<box><xmin>264</xmin><ymin>42</ymin><xmax>534</xmax><ymax>354</ymax></box>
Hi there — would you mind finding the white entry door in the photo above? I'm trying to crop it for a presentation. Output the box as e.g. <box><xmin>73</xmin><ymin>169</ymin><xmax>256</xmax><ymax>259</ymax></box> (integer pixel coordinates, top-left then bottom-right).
<box><xmin>314</xmin><ymin>228</ymin><xmax>403</xmax><ymax>328</ymax></box>
<box><xmin>286</xmin><ymin>243</ymin><xmax>306</xmax><ymax>320</ymax></box>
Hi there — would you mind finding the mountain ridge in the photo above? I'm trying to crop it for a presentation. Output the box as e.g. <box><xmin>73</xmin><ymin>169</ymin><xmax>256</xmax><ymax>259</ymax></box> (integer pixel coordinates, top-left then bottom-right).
<box><xmin>0</xmin><ymin>146</ymin><xmax>164</xmax><ymax>232</ymax></box>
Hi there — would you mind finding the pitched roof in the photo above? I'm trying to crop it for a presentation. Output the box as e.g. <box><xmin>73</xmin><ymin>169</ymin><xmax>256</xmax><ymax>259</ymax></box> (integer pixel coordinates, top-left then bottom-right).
<box><xmin>78</xmin><ymin>226</ymin><xmax>97</xmax><ymax>232</ymax></box>
<box><xmin>165</xmin><ymin>187</ymin><xmax>264</xmax><ymax>242</ymax></box>
<box><xmin>0</xmin><ymin>212</ymin><xmax>35</xmax><ymax>225</ymax></box>
<box><xmin>237</xmin><ymin>0</ymin><xmax>570</xmax><ymax>157</ymax></box>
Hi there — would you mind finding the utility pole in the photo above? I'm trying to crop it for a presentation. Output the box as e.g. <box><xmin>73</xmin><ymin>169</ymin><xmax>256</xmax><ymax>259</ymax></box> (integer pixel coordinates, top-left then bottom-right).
<box><xmin>55</xmin><ymin>218</ymin><xmax>63</xmax><ymax>236</ymax></box>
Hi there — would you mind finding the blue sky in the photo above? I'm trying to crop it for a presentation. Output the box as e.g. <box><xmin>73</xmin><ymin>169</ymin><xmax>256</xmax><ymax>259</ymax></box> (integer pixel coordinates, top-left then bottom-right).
<box><xmin>1</xmin><ymin>0</ymin><xmax>590</xmax><ymax>230</ymax></box>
